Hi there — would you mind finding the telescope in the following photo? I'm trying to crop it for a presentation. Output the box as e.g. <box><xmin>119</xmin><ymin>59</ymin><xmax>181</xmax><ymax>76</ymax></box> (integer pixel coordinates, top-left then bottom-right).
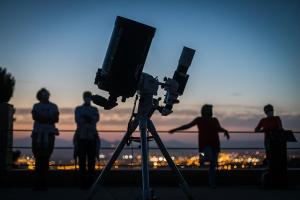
<box><xmin>90</xmin><ymin>16</ymin><xmax>196</xmax><ymax>200</ymax></box>
<box><xmin>93</xmin><ymin>16</ymin><xmax>195</xmax><ymax>114</ymax></box>
<box><xmin>161</xmin><ymin>46</ymin><xmax>195</xmax><ymax>115</ymax></box>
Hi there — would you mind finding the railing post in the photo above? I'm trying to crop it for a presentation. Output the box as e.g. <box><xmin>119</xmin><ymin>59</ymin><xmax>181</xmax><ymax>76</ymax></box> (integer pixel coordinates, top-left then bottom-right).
<box><xmin>0</xmin><ymin>103</ymin><xmax>14</xmax><ymax>172</ymax></box>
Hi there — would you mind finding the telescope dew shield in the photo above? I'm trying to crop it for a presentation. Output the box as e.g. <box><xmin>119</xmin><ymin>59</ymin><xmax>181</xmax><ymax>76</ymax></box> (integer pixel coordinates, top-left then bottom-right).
<box><xmin>95</xmin><ymin>16</ymin><xmax>156</xmax><ymax>99</ymax></box>
<box><xmin>173</xmin><ymin>46</ymin><xmax>195</xmax><ymax>95</ymax></box>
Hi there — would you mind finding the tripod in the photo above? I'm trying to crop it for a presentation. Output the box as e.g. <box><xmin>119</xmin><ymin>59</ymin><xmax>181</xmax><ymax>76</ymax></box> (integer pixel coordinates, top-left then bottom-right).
<box><xmin>87</xmin><ymin>94</ymin><xmax>195</xmax><ymax>200</ymax></box>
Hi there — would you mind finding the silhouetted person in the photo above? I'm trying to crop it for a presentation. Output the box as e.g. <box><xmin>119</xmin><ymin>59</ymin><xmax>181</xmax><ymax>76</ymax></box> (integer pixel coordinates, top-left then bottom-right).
<box><xmin>255</xmin><ymin>104</ymin><xmax>287</xmax><ymax>188</ymax></box>
<box><xmin>74</xmin><ymin>91</ymin><xmax>100</xmax><ymax>189</ymax></box>
<box><xmin>31</xmin><ymin>88</ymin><xmax>59</xmax><ymax>190</ymax></box>
<box><xmin>169</xmin><ymin>104</ymin><xmax>229</xmax><ymax>188</ymax></box>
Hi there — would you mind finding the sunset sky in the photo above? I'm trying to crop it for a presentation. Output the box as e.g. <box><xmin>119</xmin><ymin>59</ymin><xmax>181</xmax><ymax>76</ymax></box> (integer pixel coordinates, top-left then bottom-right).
<box><xmin>1</xmin><ymin>0</ymin><xmax>300</xmax><ymax>141</ymax></box>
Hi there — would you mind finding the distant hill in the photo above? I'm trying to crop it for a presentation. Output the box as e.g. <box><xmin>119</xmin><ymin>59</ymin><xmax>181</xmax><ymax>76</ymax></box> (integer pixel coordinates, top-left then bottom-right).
<box><xmin>13</xmin><ymin>135</ymin><xmax>267</xmax><ymax>151</ymax></box>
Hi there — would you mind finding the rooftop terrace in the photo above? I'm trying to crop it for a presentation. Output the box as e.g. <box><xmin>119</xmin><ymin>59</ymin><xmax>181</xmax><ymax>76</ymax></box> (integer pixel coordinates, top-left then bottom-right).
<box><xmin>1</xmin><ymin>130</ymin><xmax>299</xmax><ymax>200</ymax></box>
<box><xmin>1</xmin><ymin>169</ymin><xmax>300</xmax><ymax>200</ymax></box>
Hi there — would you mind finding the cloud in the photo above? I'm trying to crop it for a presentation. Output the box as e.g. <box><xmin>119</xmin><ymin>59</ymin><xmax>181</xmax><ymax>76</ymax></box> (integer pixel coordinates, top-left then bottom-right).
<box><xmin>13</xmin><ymin>105</ymin><xmax>300</xmax><ymax>131</ymax></box>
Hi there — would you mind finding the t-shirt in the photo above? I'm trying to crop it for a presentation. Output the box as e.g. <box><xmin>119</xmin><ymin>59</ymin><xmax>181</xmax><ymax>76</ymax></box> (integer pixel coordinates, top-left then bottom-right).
<box><xmin>255</xmin><ymin>116</ymin><xmax>283</xmax><ymax>143</ymax></box>
<box><xmin>191</xmin><ymin>117</ymin><xmax>222</xmax><ymax>152</ymax></box>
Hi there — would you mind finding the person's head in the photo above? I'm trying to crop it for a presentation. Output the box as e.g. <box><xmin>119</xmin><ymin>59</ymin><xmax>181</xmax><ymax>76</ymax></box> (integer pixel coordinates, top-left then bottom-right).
<box><xmin>36</xmin><ymin>88</ymin><xmax>50</xmax><ymax>103</ymax></box>
<box><xmin>264</xmin><ymin>104</ymin><xmax>274</xmax><ymax>117</ymax></box>
<box><xmin>201</xmin><ymin>104</ymin><xmax>213</xmax><ymax>118</ymax></box>
<box><xmin>83</xmin><ymin>91</ymin><xmax>92</xmax><ymax>105</ymax></box>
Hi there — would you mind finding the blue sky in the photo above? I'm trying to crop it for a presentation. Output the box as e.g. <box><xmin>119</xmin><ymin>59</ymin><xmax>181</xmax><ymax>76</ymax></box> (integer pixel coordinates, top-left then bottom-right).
<box><xmin>1</xmin><ymin>0</ymin><xmax>300</xmax><ymax>131</ymax></box>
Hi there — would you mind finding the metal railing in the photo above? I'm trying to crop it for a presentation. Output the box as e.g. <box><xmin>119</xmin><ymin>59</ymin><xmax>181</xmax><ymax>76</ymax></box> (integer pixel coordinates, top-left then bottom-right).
<box><xmin>7</xmin><ymin>129</ymin><xmax>300</xmax><ymax>169</ymax></box>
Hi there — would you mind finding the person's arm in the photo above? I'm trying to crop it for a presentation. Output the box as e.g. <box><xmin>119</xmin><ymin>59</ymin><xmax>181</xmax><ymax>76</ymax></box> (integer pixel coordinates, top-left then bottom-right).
<box><xmin>32</xmin><ymin>105</ymin><xmax>39</xmax><ymax>121</ymax></box>
<box><xmin>31</xmin><ymin>104</ymin><xmax>47</xmax><ymax>123</ymax></box>
<box><xmin>82</xmin><ymin>108</ymin><xmax>99</xmax><ymax>125</ymax></box>
<box><xmin>222</xmin><ymin>128</ymin><xmax>230</xmax><ymax>139</ymax></box>
<box><xmin>277</xmin><ymin>116</ymin><xmax>283</xmax><ymax>130</ymax></box>
<box><xmin>254</xmin><ymin>119</ymin><xmax>263</xmax><ymax>133</ymax></box>
<box><xmin>169</xmin><ymin>118</ymin><xmax>198</xmax><ymax>134</ymax></box>
<box><xmin>53</xmin><ymin>111</ymin><xmax>59</xmax><ymax>123</ymax></box>
<box><xmin>75</xmin><ymin>107</ymin><xmax>83</xmax><ymax>126</ymax></box>
<box><xmin>216</xmin><ymin>118</ymin><xmax>230</xmax><ymax>139</ymax></box>
<box><xmin>51</xmin><ymin>104</ymin><xmax>59</xmax><ymax>124</ymax></box>
<box><xmin>91</xmin><ymin>108</ymin><xmax>100</xmax><ymax>124</ymax></box>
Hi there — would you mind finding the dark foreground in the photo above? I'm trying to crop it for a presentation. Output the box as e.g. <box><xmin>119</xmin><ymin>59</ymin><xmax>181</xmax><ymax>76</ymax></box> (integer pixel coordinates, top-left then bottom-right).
<box><xmin>1</xmin><ymin>185</ymin><xmax>300</xmax><ymax>200</ymax></box>
<box><xmin>1</xmin><ymin>169</ymin><xmax>300</xmax><ymax>200</ymax></box>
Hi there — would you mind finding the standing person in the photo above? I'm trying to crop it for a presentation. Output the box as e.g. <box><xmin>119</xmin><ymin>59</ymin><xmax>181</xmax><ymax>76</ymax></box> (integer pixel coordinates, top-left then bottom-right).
<box><xmin>31</xmin><ymin>88</ymin><xmax>59</xmax><ymax>190</ymax></box>
<box><xmin>74</xmin><ymin>91</ymin><xmax>100</xmax><ymax>189</ymax></box>
<box><xmin>169</xmin><ymin>104</ymin><xmax>230</xmax><ymax>188</ymax></box>
<box><xmin>255</xmin><ymin>104</ymin><xmax>287</xmax><ymax>188</ymax></box>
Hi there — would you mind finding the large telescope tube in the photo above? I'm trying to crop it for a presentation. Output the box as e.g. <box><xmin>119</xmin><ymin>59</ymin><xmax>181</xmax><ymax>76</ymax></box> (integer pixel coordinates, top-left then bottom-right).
<box><xmin>93</xmin><ymin>16</ymin><xmax>156</xmax><ymax>109</ymax></box>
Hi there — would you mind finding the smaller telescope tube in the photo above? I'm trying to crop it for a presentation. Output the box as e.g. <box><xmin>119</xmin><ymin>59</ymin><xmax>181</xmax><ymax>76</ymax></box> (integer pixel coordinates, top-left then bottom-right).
<box><xmin>173</xmin><ymin>46</ymin><xmax>195</xmax><ymax>95</ymax></box>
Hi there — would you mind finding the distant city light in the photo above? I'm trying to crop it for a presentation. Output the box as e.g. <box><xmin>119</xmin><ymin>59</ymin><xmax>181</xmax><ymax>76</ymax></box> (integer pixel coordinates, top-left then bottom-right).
<box><xmin>13</xmin><ymin>150</ymin><xmax>300</xmax><ymax>171</ymax></box>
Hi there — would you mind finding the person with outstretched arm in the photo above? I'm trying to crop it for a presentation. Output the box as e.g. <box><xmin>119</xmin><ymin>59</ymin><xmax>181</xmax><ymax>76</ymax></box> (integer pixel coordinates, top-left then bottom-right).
<box><xmin>169</xmin><ymin>104</ymin><xmax>229</xmax><ymax>188</ymax></box>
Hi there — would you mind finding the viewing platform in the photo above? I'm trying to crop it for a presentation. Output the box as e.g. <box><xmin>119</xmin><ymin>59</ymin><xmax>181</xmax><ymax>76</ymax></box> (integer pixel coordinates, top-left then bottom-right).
<box><xmin>1</xmin><ymin>185</ymin><xmax>300</xmax><ymax>200</ymax></box>
<box><xmin>1</xmin><ymin>168</ymin><xmax>300</xmax><ymax>186</ymax></box>
<box><xmin>1</xmin><ymin>130</ymin><xmax>300</xmax><ymax>199</ymax></box>
<box><xmin>1</xmin><ymin>169</ymin><xmax>300</xmax><ymax>200</ymax></box>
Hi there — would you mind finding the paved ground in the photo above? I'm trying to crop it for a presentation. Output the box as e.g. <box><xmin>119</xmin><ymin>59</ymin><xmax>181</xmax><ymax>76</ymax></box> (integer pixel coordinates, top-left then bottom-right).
<box><xmin>1</xmin><ymin>185</ymin><xmax>300</xmax><ymax>200</ymax></box>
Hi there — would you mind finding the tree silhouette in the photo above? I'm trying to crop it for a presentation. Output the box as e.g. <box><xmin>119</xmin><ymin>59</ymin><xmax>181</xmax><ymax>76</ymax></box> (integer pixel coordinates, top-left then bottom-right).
<box><xmin>0</xmin><ymin>67</ymin><xmax>15</xmax><ymax>103</ymax></box>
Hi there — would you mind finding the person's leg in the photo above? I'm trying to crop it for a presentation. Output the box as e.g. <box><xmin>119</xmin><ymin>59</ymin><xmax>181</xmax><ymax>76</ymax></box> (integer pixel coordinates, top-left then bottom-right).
<box><xmin>33</xmin><ymin>147</ymin><xmax>47</xmax><ymax>189</ymax></box>
<box><xmin>263</xmin><ymin>143</ymin><xmax>272</xmax><ymax>187</ymax></box>
<box><xmin>265</xmin><ymin>149</ymin><xmax>271</xmax><ymax>169</ymax></box>
<box><xmin>269</xmin><ymin>141</ymin><xmax>278</xmax><ymax>187</ymax></box>
<box><xmin>32</xmin><ymin>139</ymin><xmax>41</xmax><ymax>189</ymax></box>
<box><xmin>39</xmin><ymin>135</ymin><xmax>54</xmax><ymax>189</ymax></box>
<box><xmin>202</xmin><ymin>146</ymin><xmax>210</xmax><ymax>166</ymax></box>
<box><xmin>281</xmin><ymin>142</ymin><xmax>288</xmax><ymax>187</ymax></box>
<box><xmin>209</xmin><ymin>148</ymin><xmax>218</xmax><ymax>188</ymax></box>
<box><xmin>78</xmin><ymin>140</ymin><xmax>88</xmax><ymax>187</ymax></box>
<box><xmin>202</xmin><ymin>146</ymin><xmax>215</xmax><ymax>186</ymax></box>
<box><xmin>87</xmin><ymin>140</ymin><xmax>96</xmax><ymax>186</ymax></box>
<box><xmin>199</xmin><ymin>150</ymin><xmax>206</xmax><ymax>168</ymax></box>
<box><xmin>40</xmin><ymin>156</ymin><xmax>49</xmax><ymax>189</ymax></box>
<box><xmin>207</xmin><ymin>147</ymin><xmax>218</xmax><ymax>188</ymax></box>
<box><xmin>274</xmin><ymin>141</ymin><xmax>288</xmax><ymax>188</ymax></box>
<box><xmin>34</xmin><ymin>155</ymin><xmax>42</xmax><ymax>189</ymax></box>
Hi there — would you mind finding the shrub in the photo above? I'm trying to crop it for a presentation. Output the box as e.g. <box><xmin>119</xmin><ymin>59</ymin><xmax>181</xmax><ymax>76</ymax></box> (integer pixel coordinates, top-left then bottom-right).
<box><xmin>0</xmin><ymin>67</ymin><xmax>15</xmax><ymax>103</ymax></box>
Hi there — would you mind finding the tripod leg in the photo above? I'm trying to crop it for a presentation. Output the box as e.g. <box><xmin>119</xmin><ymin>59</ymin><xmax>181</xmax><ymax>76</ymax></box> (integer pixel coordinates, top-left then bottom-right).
<box><xmin>147</xmin><ymin>120</ymin><xmax>195</xmax><ymax>200</ymax></box>
<box><xmin>87</xmin><ymin>123</ymin><xmax>137</xmax><ymax>200</ymax></box>
<box><xmin>139</xmin><ymin>118</ymin><xmax>151</xmax><ymax>200</ymax></box>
